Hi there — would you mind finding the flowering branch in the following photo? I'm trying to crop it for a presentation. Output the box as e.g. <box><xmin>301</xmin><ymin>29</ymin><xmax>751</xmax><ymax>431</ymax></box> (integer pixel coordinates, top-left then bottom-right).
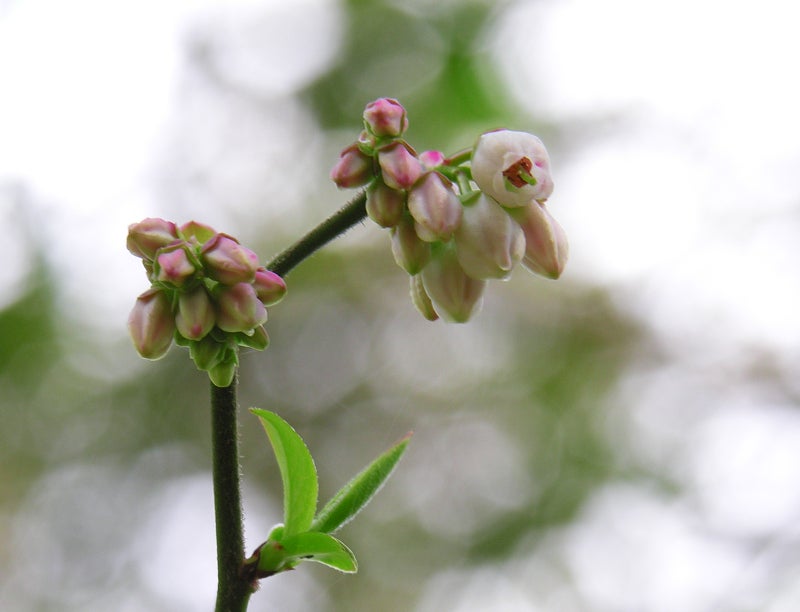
<box><xmin>124</xmin><ymin>97</ymin><xmax>569</xmax><ymax>611</ymax></box>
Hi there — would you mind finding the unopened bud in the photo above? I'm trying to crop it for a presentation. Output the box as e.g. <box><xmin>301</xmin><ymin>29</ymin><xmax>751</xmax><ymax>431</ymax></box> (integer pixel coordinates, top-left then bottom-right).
<box><xmin>155</xmin><ymin>244</ymin><xmax>196</xmax><ymax>286</ymax></box>
<box><xmin>419</xmin><ymin>150</ymin><xmax>445</xmax><ymax>169</ymax></box>
<box><xmin>366</xmin><ymin>181</ymin><xmax>405</xmax><ymax>228</ymax></box>
<box><xmin>216</xmin><ymin>283</ymin><xmax>268</xmax><ymax>333</ymax></box>
<box><xmin>128</xmin><ymin>288</ymin><xmax>176</xmax><ymax>360</ymax></box>
<box><xmin>331</xmin><ymin>144</ymin><xmax>374</xmax><ymax>188</ymax></box>
<box><xmin>391</xmin><ymin>215</ymin><xmax>431</xmax><ymax>275</ymax></box>
<box><xmin>421</xmin><ymin>246</ymin><xmax>486</xmax><ymax>323</ymax></box>
<box><xmin>201</xmin><ymin>234</ymin><xmax>259</xmax><ymax>285</ymax></box>
<box><xmin>454</xmin><ymin>194</ymin><xmax>525</xmax><ymax>280</ymax></box>
<box><xmin>471</xmin><ymin>130</ymin><xmax>554</xmax><ymax>207</ymax></box>
<box><xmin>363</xmin><ymin>97</ymin><xmax>408</xmax><ymax>138</ymax></box>
<box><xmin>175</xmin><ymin>286</ymin><xmax>215</xmax><ymax>340</ymax></box>
<box><xmin>127</xmin><ymin>218</ymin><xmax>178</xmax><ymax>260</ymax></box>
<box><xmin>407</xmin><ymin>172</ymin><xmax>463</xmax><ymax>242</ymax></box>
<box><xmin>253</xmin><ymin>268</ymin><xmax>287</xmax><ymax>306</ymax></box>
<box><xmin>508</xmin><ymin>201</ymin><xmax>569</xmax><ymax>279</ymax></box>
<box><xmin>378</xmin><ymin>142</ymin><xmax>423</xmax><ymax>190</ymax></box>
<box><xmin>410</xmin><ymin>275</ymin><xmax>439</xmax><ymax>321</ymax></box>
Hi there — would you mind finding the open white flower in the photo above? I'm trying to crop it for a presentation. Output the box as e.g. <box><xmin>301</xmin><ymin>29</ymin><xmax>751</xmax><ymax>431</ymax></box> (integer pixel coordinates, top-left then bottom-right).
<box><xmin>471</xmin><ymin>129</ymin><xmax>554</xmax><ymax>207</ymax></box>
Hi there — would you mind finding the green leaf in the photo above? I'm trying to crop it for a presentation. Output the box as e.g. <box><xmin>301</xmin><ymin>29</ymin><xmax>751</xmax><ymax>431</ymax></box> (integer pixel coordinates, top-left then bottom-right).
<box><xmin>257</xmin><ymin>531</ymin><xmax>357</xmax><ymax>575</ymax></box>
<box><xmin>311</xmin><ymin>432</ymin><xmax>412</xmax><ymax>534</ymax></box>
<box><xmin>251</xmin><ymin>409</ymin><xmax>318</xmax><ymax>536</ymax></box>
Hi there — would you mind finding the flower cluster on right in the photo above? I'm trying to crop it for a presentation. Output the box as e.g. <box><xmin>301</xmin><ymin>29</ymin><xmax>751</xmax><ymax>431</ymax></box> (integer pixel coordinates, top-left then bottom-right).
<box><xmin>331</xmin><ymin>98</ymin><xmax>568</xmax><ymax>322</ymax></box>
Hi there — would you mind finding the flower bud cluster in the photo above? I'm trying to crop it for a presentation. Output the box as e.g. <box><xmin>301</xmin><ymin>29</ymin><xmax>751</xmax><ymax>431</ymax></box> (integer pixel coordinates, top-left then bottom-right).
<box><xmin>127</xmin><ymin>218</ymin><xmax>286</xmax><ymax>386</ymax></box>
<box><xmin>332</xmin><ymin>99</ymin><xmax>568</xmax><ymax>322</ymax></box>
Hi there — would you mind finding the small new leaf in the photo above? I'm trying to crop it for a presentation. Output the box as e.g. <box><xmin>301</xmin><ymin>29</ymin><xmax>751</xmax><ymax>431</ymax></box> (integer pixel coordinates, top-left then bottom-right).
<box><xmin>251</xmin><ymin>409</ymin><xmax>318</xmax><ymax>536</ymax></box>
<box><xmin>256</xmin><ymin>531</ymin><xmax>358</xmax><ymax>576</ymax></box>
<box><xmin>311</xmin><ymin>432</ymin><xmax>412</xmax><ymax>534</ymax></box>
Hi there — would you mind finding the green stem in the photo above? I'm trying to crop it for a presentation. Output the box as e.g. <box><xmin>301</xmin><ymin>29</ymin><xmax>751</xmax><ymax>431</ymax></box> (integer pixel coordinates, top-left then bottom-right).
<box><xmin>211</xmin><ymin>378</ymin><xmax>254</xmax><ymax>612</ymax></box>
<box><xmin>266</xmin><ymin>191</ymin><xmax>368</xmax><ymax>277</ymax></box>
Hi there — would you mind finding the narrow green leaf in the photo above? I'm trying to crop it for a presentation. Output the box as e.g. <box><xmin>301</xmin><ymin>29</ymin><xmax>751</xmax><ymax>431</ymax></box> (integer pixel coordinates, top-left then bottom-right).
<box><xmin>258</xmin><ymin>531</ymin><xmax>358</xmax><ymax>574</ymax></box>
<box><xmin>251</xmin><ymin>409</ymin><xmax>318</xmax><ymax>536</ymax></box>
<box><xmin>311</xmin><ymin>432</ymin><xmax>412</xmax><ymax>534</ymax></box>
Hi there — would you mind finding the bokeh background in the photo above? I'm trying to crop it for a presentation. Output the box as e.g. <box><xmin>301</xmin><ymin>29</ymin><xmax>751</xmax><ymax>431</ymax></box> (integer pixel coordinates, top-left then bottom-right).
<box><xmin>2</xmin><ymin>0</ymin><xmax>800</xmax><ymax>610</ymax></box>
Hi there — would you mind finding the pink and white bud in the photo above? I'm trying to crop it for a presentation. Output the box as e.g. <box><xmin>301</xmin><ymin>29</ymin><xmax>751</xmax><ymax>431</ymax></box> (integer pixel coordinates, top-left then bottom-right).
<box><xmin>175</xmin><ymin>286</ymin><xmax>215</xmax><ymax>340</ymax></box>
<box><xmin>409</xmin><ymin>275</ymin><xmax>439</xmax><ymax>321</ymax></box>
<box><xmin>419</xmin><ymin>150</ymin><xmax>445</xmax><ymax>169</ymax></box>
<box><xmin>471</xmin><ymin>130</ymin><xmax>554</xmax><ymax>207</ymax></box>
<box><xmin>201</xmin><ymin>234</ymin><xmax>259</xmax><ymax>285</ymax></box>
<box><xmin>155</xmin><ymin>244</ymin><xmax>196</xmax><ymax>286</ymax></box>
<box><xmin>508</xmin><ymin>201</ymin><xmax>569</xmax><ymax>279</ymax></box>
<box><xmin>363</xmin><ymin>97</ymin><xmax>408</xmax><ymax>138</ymax></box>
<box><xmin>454</xmin><ymin>194</ymin><xmax>525</xmax><ymax>280</ymax></box>
<box><xmin>407</xmin><ymin>172</ymin><xmax>463</xmax><ymax>242</ymax></box>
<box><xmin>421</xmin><ymin>246</ymin><xmax>486</xmax><ymax>323</ymax></box>
<box><xmin>378</xmin><ymin>142</ymin><xmax>423</xmax><ymax>190</ymax></box>
<box><xmin>127</xmin><ymin>218</ymin><xmax>178</xmax><ymax>260</ymax></box>
<box><xmin>128</xmin><ymin>288</ymin><xmax>176</xmax><ymax>360</ymax></box>
<box><xmin>216</xmin><ymin>282</ymin><xmax>268</xmax><ymax>333</ymax></box>
<box><xmin>366</xmin><ymin>181</ymin><xmax>405</xmax><ymax>228</ymax></box>
<box><xmin>390</xmin><ymin>215</ymin><xmax>431</xmax><ymax>275</ymax></box>
<box><xmin>179</xmin><ymin>221</ymin><xmax>217</xmax><ymax>246</ymax></box>
<box><xmin>253</xmin><ymin>268</ymin><xmax>287</xmax><ymax>306</ymax></box>
<box><xmin>331</xmin><ymin>144</ymin><xmax>374</xmax><ymax>188</ymax></box>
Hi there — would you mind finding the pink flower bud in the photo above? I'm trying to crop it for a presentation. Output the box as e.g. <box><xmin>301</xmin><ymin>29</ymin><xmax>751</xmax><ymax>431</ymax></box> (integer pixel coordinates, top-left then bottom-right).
<box><xmin>409</xmin><ymin>275</ymin><xmax>439</xmax><ymax>321</ymax></box>
<box><xmin>421</xmin><ymin>246</ymin><xmax>486</xmax><ymax>323</ymax></box>
<box><xmin>419</xmin><ymin>150</ymin><xmax>445</xmax><ymax>169</ymax></box>
<box><xmin>508</xmin><ymin>201</ymin><xmax>569</xmax><ymax>279</ymax></box>
<box><xmin>471</xmin><ymin>130</ymin><xmax>554</xmax><ymax>207</ymax></box>
<box><xmin>253</xmin><ymin>268</ymin><xmax>287</xmax><ymax>306</ymax></box>
<box><xmin>454</xmin><ymin>194</ymin><xmax>525</xmax><ymax>280</ymax></box>
<box><xmin>216</xmin><ymin>283</ymin><xmax>268</xmax><ymax>332</ymax></box>
<box><xmin>407</xmin><ymin>172</ymin><xmax>463</xmax><ymax>242</ymax></box>
<box><xmin>391</xmin><ymin>215</ymin><xmax>431</xmax><ymax>275</ymax></box>
<box><xmin>175</xmin><ymin>286</ymin><xmax>215</xmax><ymax>340</ymax></box>
<box><xmin>378</xmin><ymin>142</ymin><xmax>423</xmax><ymax>190</ymax></box>
<box><xmin>363</xmin><ymin>97</ymin><xmax>408</xmax><ymax>138</ymax></box>
<box><xmin>127</xmin><ymin>218</ymin><xmax>178</xmax><ymax>260</ymax></box>
<box><xmin>366</xmin><ymin>181</ymin><xmax>405</xmax><ymax>228</ymax></box>
<box><xmin>201</xmin><ymin>234</ymin><xmax>259</xmax><ymax>285</ymax></box>
<box><xmin>330</xmin><ymin>144</ymin><xmax>374</xmax><ymax>188</ymax></box>
<box><xmin>128</xmin><ymin>288</ymin><xmax>176</xmax><ymax>360</ymax></box>
<box><xmin>179</xmin><ymin>221</ymin><xmax>217</xmax><ymax>246</ymax></box>
<box><xmin>155</xmin><ymin>244</ymin><xmax>196</xmax><ymax>286</ymax></box>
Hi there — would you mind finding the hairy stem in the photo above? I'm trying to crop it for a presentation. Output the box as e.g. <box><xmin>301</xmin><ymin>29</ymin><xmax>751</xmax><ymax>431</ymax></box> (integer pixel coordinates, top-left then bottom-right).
<box><xmin>266</xmin><ymin>191</ymin><xmax>368</xmax><ymax>277</ymax></box>
<box><xmin>211</xmin><ymin>378</ymin><xmax>254</xmax><ymax>612</ymax></box>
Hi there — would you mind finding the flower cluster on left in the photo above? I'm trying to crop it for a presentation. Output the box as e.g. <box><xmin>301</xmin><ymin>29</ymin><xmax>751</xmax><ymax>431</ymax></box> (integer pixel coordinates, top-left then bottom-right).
<box><xmin>127</xmin><ymin>218</ymin><xmax>286</xmax><ymax>386</ymax></box>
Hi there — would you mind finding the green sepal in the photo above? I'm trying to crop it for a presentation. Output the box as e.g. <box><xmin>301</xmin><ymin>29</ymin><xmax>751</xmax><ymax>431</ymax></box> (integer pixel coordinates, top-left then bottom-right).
<box><xmin>256</xmin><ymin>531</ymin><xmax>357</xmax><ymax>576</ymax></box>
<box><xmin>251</xmin><ymin>409</ymin><xmax>318</xmax><ymax>536</ymax></box>
<box><xmin>311</xmin><ymin>432</ymin><xmax>412</xmax><ymax>534</ymax></box>
<box><xmin>234</xmin><ymin>325</ymin><xmax>269</xmax><ymax>350</ymax></box>
<box><xmin>208</xmin><ymin>350</ymin><xmax>238</xmax><ymax>387</ymax></box>
<box><xmin>189</xmin><ymin>335</ymin><xmax>226</xmax><ymax>370</ymax></box>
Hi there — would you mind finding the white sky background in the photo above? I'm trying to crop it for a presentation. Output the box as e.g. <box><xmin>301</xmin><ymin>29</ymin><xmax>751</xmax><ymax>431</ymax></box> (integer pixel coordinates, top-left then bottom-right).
<box><xmin>2</xmin><ymin>0</ymin><xmax>800</xmax><ymax>610</ymax></box>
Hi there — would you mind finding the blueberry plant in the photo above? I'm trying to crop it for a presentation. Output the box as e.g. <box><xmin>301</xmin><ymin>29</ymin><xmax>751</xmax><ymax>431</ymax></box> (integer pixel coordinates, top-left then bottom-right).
<box><xmin>127</xmin><ymin>98</ymin><xmax>567</xmax><ymax>611</ymax></box>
